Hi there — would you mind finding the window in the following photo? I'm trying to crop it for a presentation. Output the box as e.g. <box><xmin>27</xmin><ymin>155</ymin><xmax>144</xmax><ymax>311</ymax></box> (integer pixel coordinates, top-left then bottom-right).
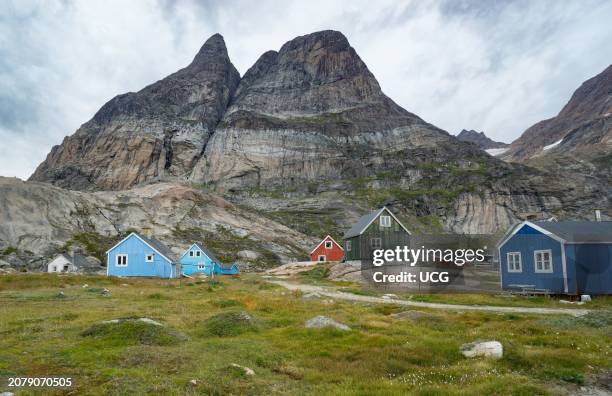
<box><xmin>189</xmin><ymin>251</ymin><xmax>194</xmax><ymax>257</ymax></box>
<box><xmin>370</xmin><ymin>238</ymin><xmax>382</xmax><ymax>249</ymax></box>
<box><xmin>63</xmin><ymin>265</ymin><xmax>69</xmax><ymax>272</ymax></box>
<box><xmin>196</xmin><ymin>251</ymin><xmax>201</xmax><ymax>257</ymax></box>
<box><xmin>534</xmin><ymin>250</ymin><xmax>553</xmax><ymax>273</ymax></box>
<box><xmin>346</xmin><ymin>240</ymin><xmax>351</xmax><ymax>251</ymax></box>
<box><xmin>198</xmin><ymin>263</ymin><xmax>206</xmax><ymax>270</ymax></box>
<box><xmin>380</xmin><ymin>215</ymin><xmax>391</xmax><ymax>227</ymax></box>
<box><xmin>146</xmin><ymin>254</ymin><xmax>154</xmax><ymax>262</ymax></box>
<box><xmin>318</xmin><ymin>255</ymin><xmax>326</xmax><ymax>262</ymax></box>
<box><xmin>507</xmin><ymin>252</ymin><xmax>522</xmax><ymax>272</ymax></box>
<box><xmin>116</xmin><ymin>254</ymin><xmax>128</xmax><ymax>267</ymax></box>
<box><xmin>325</xmin><ymin>241</ymin><xmax>333</xmax><ymax>249</ymax></box>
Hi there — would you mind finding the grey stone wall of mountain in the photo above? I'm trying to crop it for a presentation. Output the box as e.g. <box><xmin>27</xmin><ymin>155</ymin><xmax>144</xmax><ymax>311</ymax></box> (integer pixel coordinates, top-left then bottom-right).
<box><xmin>30</xmin><ymin>34</ymin><xmax>240</xmax><ymax>190</ymax></box>
<box><xmin>504</xmin><ymin>64</ymin><xmax>612</xmax><ymax>161</ymax></box>
<box><xmin>457</xmin><ymin>129</ymin><xmax>508</xmax><ymax>150</ymax></box>
<box><xmin>194</xmin><ymin>30</ymin><xmax>489</xmax><ymax>189</ymax></box>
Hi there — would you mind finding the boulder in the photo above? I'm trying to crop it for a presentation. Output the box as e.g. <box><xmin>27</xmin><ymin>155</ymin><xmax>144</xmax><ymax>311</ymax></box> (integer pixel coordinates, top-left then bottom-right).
<box><xmin>305</xmin><ymin>315</ymin><xmax>350</xmax><ymax>331</ymax></box>
<box><xmin>460</xmin><ymin>341</ymin><xmax>503</xmax><ymax>359</ymax></box>
<box><xmin>230</xmin><ymin>363</ymin><xmax>255</xmax><ymax>376</ymax></box>
<box><xmin>237</xmin><ymin>250</ymin><xmax>259</xmax><ymax>260</ymax></box>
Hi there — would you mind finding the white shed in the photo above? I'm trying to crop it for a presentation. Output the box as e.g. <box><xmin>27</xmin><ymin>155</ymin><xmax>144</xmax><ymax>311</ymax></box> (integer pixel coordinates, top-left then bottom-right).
<box><xmin>47</xmin><ymin>254</ymin><xmax>78</xmax><ymax>273</ymax></box>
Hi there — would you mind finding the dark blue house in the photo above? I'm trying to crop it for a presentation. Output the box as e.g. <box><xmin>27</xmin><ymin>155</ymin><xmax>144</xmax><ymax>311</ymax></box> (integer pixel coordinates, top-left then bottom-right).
<box><xmin>498</xmin><ymin>221</ymin><xmax>612</xmax><ymax>295</ymax></box>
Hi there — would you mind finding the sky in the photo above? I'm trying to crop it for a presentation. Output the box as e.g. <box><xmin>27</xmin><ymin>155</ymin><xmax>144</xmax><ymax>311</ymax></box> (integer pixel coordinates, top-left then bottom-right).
<box><xmin>1</xmin><ymin>0</ymin><xmax>611</xmax><ymax>180</ymax></box>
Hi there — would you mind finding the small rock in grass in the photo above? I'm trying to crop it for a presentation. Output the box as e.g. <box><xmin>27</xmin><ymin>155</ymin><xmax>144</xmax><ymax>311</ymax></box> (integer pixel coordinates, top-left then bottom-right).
<box><xmin>581</xmin><ymin>295</ymin><xmax>592</xmax><ymax>302</ymax></box>
<box><xmin>460</xmin><ymin>340</ymin><xmax>503</xmax><ymax>359</ymax></box>
<box><xmin>101</xmin><ymin>288</ymin><xmax>111</xmax><ymax>296</ymax></box>
<box><xmin>188</xmin><ymin>379</ymin><xmax>198</xmax><ymax>386</ymax></box>
<box><xmin>57</xmin><ymin>291</ymin><xmax>66</xmax><ymax>298</ymax></box>
<box><xmin>1</xmin><ymin>392</ymin><xmax>15</xmax><ymax>396</ymax></box>
<box><xmin>82</xmin><ymin>284</ymin><xmax>89</xmax><ymax>288</ymax></box>
<box><xmin>230</xmin><ymin>363</ymin><xmax>255</xmax><ymax>376</ymax></box>
<box><xmin>138</xmin><ymin>318</ymin><xmax>163</xmax><ymax>327</ymax></box>
<box><xmin>121</xmin><ymin>283</ymin><xmax>129</xmax><ymax>287</ymax></box>
<box><xmin>382</xmin><ymin>294</ymin><xmax>398</xmax><ymax>300</ymax></box>
<box><xmin>305</xmin><ymin>315</ymin><xmax>350</xmax><ymax>331</ymax></box>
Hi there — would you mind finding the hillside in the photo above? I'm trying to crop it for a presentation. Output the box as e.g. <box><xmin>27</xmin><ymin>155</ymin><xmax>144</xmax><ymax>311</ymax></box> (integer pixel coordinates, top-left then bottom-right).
<box><xmin>457</xmin><ymin>129</ymin><xmax>508</xmax><ymax>150</ymax></box>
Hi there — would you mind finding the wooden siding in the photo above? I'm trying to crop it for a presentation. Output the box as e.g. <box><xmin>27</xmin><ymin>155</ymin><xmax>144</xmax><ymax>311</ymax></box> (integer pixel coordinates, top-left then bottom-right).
<box><xmin>344</xmin><ymin>213</ymin><xmax>410</xmax><ymax>261</ymax></box>
<box><xmin>107</xmin><ymin>234</ymin><xmax>175</xmax><ymax>278</ymax></box>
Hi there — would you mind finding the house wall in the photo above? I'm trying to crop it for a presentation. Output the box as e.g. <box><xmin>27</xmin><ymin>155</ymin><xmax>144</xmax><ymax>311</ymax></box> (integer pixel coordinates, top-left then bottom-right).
<box><xmin>180</xmin><ymin>245</ymin><xmax>216</xmax><ymax>276</ymax></box>
<box><xmin>344</xmin><ymin>236</ymin><xmax>361</xmax><ymax>261</ymax></box>
<box><xmin>107</xmin><ymin>235</ymin><xmax>175</xmax><ymax>278</ymax></box>
<box><xmin>566</xmin><ymin>244</ymin><xmax>612</xmax><ymax>295</ymax></box>
<box><xmin>47</xmin><ymin>256</ymin><xmax>74</xmax><ymax>273</ymax></box>
<box><xmin>358</xmin><ymin>215</ymin><xmax>410</xmax><ymax>262</ymax></box>
<box><xmin>310</xmin><ymin>238</ymin><xmax>344</xmax><ymax>262</ymax></box>
<box><xmin>499</xmin><ymin>226</ymin><xmax>565</xmax><ymax>293</ymax></box>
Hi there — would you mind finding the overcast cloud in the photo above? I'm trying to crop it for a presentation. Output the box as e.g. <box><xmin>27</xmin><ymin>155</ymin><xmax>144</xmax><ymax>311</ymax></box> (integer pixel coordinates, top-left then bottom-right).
<box><xmin>1</xmin><ymin>0</ymin><xmax>611</xmax><ymax>179</ymax></box>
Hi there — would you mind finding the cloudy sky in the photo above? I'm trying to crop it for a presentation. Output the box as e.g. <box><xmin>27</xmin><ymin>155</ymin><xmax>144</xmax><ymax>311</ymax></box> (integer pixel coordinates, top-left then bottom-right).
<box><xmin>1</xmin><ymin>0</ymin><xmax>611</xmax><ymax>179</ymax></box>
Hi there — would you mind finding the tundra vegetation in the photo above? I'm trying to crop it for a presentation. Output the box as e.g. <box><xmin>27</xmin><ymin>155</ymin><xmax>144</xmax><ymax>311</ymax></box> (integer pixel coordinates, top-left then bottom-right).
<box><xmin>1</xmin><ymin>273</ymin><xmax>611</xmax><ymax>395</ymax></box>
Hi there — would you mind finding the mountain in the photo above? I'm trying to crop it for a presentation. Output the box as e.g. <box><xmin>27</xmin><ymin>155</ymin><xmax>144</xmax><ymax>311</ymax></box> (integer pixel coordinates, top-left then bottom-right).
<box><xmin>24</xmin><ymin>31</ymin><xmax>610</xmax><ymax>238</ymax></box>
<box><xmin>30</xmin><ymin>34</ymin><xmax>240</xmax><ymax>190</ymax></box>
<box><xmin>457</xmin><ymin>130</ymin><xmax>508</xmax><ymax>150</ymax></box>
<box><xmin>504</xmin><ymin>64</ymin><xmax>612</xmax><ymax>162</ymax></box>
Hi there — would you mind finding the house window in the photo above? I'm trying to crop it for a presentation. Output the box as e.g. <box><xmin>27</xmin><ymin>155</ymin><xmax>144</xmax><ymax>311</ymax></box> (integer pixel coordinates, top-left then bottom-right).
<box><xmin>370</xmin><ymin>238</ymin><xmax>382</xmax><ymax>249</ymax></box>
<box><xmin>63</xmin><ymin>265</ymin><xmax>69</xmax><ymax>272</ymax></box>
<box><xmin>196</xmin><ymin>251</ymin><xmax>201</xmax><ymax>257</ymax></box>
<box><xmin>318</xmin><ymin>255</ymin><xmax>326</xmax><ymax>262</ymax></box>
<box><xmin>198</xmin><ymin>263</ymin><xmax>206</xmax><ymax>270</ymax></box>
<box><xmin>507</xmin><ymin>252</ymin><xmax>522</xmax><ymax>272</ymax></box>
<box><xmin>346</xmin><ymin>240</ymin><xmax>351</xmax><ymax>251</ymax></box>
<box><xmin>145</xmin><ymin>254</ymin><xmax>154</xmax><ymax>262</ymax></box>
<box><xmin>534</xmin><ymin>250</ymin><xmax>553</xmax><ymax>273</ymax></box>
<box><xmin>325</xmin><ymin>241</ymin><xmax>333</xmax><ymax>249</ymax></box>
<box><xmin>380</xmin><ymin>215</ymin><xmax>391</xmax><ymax>227</ymax></box>
<box><xmin>189</xmin><ymin>251</ymin><xmax>194</xmax><ymax>257</ymax></box>
<box><xmin>116</xmin><ymin>254</ymin><xmax>128</xmax><ymax>267</ymax></box>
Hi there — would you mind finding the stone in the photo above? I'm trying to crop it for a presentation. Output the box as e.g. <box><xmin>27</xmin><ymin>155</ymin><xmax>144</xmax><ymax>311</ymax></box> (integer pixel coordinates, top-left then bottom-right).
<box><xmin>305</xmin><ymin>315</ymin><xmax>350</xmax><ymax>331</ymax></box>
<box><xmin>237</xmin><ymin>250</ymin><xmax>259</xmax><ymax>260</ymax></box>
<box><xmin>189</xmin><ymin>379</ymin><xmax>198</xmax><ymax>386</ymax></box>
<box><xmin>101</xmin><ymin>288</ymin><xmax>111</xmax><ymax>296</ymax></box>
<box><xmin>460</xmin><ymin>341</ymin><xmax>503</xmax><ymax>359</ymax></box>
<box><xmin>138</xmin><ymin>318</ymin><xmax>163</xmax><ymax>326</ymax></box>
<box><xmin>82</xmin><ymin>284</ymin><xmax>89</xmax><ymax>288</ymax></box>
<box><xmin>382</xmin><ymin>294</ymin><xmax>398</xmax><ymax>300</ymax></box>
<box><xmin>581</xmin><ymin>295</ymin><xmax>592</xmax><ymax>302</ymax></box>
<box><xmin>230</xmin><ymin>363</ymin><xmax>255</xmax><ymax>376</ymax></box>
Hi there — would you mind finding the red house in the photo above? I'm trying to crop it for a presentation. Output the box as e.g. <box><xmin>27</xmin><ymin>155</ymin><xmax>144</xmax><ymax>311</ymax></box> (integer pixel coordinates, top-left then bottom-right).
<box><xmin>309</xmin><ymin>235</ymin><xmax>344</xmax><ymax>262</ymax></box>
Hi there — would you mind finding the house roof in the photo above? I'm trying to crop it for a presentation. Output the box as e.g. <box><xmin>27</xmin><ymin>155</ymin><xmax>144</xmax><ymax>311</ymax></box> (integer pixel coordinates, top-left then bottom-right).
<box><xmin>533</xmin><ymin>221</ymin><xmax>612</xmax><ymax>243</ymax></box>
<box><xmin>191</xmin><ymin>243</ymin><xmax>220</xmax><ymax>263</ymax></box>
<box><xmin>106</xmin><ymin>232</ymin><xmax>176</xmax><ymax>263</ymax></box>
<box><xmin>498</xmin><ymin>220</ymin><xmax>612</xmax><ymax>248</ymax></box>
<box><xmin>310</xmin><ymin>235</ymin><xmax>344</xmax><ymax>254</ymax></box>
<box><xmin>54</xmin><ymin>253</ymin><xmax>98</xmax><ymax>268</ymax></box>
<box><xmin>343</xmin><ymin>207</ymin><xmax>411</xmax><ymax>239</ymax></box>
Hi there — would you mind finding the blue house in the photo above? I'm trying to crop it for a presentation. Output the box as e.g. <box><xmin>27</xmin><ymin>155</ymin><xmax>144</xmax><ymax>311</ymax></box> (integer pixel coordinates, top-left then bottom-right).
<box><xmin>498</xmin><ymin>221</ymin><xmax>612</xmax><ymax>295</ymax></box>
<box><xmin>179</xmin><ymin>243</ymin><xmax>239</xmax><ymax>277</ymax></box>
<box><xmin>106</xmin><ymin>233</ymin><xmax>178</xmax><ymax>278</ymax></box>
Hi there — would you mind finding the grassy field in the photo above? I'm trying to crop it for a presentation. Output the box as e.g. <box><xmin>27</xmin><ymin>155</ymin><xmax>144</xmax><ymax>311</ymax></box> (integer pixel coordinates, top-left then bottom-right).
<box><xmin>1</xmin><ymin>274</ymin><xmax>611</xmax><ymax>395</ymax></box>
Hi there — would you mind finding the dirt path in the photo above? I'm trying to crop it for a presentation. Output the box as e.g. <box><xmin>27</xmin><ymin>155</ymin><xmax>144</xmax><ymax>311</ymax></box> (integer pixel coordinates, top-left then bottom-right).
<box><xmin>268</xmin><ymin>280</ymin><xmax>591</xmax><ymax>317</ymax></box>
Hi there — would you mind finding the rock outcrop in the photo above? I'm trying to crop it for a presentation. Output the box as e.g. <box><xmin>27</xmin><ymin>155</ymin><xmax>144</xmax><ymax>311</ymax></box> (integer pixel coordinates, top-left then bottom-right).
<box><xmin>30</xmin><ymin>34</ymin><xmax>240</xmax><ymax>190</ymax></box>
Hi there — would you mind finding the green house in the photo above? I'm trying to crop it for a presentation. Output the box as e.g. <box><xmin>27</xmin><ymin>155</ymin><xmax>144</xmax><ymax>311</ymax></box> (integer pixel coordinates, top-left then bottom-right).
<box><xmin>343</xmin><ymin>207</ymin><xmax>411</xmax><ymax>262</ymax></box>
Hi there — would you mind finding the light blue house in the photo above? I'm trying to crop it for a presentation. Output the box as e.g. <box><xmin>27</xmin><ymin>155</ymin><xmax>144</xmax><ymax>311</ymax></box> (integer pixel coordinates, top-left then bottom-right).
<box><xmin>498</xmin><ymin>220</ymin><xmax>612</xmax><ymax>295</ymax></box>
<box><xmin>179</xmin><ymin>243</ymin><xmax>239</xmax><ymax>277</ymax></box>
<box><xmin>106</xmin><ymin>233</ymin><xmax>178</xmax><ymax>278</ymax></box>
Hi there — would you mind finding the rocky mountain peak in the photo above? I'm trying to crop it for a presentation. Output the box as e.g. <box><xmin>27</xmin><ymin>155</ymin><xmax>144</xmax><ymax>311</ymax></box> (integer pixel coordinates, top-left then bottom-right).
<box><xmin>189</xmin><ymin>33</ymin><xmax>231</xmax><ymax>69</ymax></box>
<box><xmin>457</xmin><ymin>129</ymin><xmax>508</xmax><ymax>150</ymax></box>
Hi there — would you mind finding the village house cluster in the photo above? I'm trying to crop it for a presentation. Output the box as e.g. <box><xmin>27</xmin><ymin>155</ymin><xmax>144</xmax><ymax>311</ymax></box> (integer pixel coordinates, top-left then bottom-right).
<box><xmin>46</xmin><ymin>206</ymin><xmax>611</xmax><ymax>295</ymax></box>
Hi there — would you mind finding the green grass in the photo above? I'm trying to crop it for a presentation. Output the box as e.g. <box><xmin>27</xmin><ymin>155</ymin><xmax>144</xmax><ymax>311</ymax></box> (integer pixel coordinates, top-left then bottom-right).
<box><xmin>0</xmin><ymin>273</ymin><xmax>610</xmax><ymax>395</ymax></box>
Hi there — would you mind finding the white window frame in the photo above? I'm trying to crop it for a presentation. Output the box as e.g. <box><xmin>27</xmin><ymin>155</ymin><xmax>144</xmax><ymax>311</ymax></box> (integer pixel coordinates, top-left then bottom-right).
<box><xmin>506</xmin><ymin>252</ymin><xmax>522</xmax><ymax>273</ymax></box>
<box><xmin>325</xmin><ymin>241</ymin><xmax>333</xmax><ymax>249</ymax></box>
<box><xmin>189</xmin><ymin>251</ymin><xmax>194</xmax><ymax>257</ymax></box>
<box><xmin>318</xmin><ymin>255</ymin><xmax>326</xmax><ymax>262</ymax></box>
<box><xmin>534</xmin><ymin>249</ymin><xmax>553</xmax><ymax>273</ymax></box>
<box><xmin>370</xmin><ymin>237</ymin><xmax>382</xmax><ymax>249</ymax></box>
<box><xmin>380</xmin><ymin>215</ymin><xmax>391</xmax><ymax>227</ymax></box>
<box><xmin>346</xmin><ymin>240</ymin><xmax>351</xmax><ymax>251</ymax></box>
<box><xmin>116</xmin><ymin>254</ymin><xmax>128</xmax><ymax>267</ymax></box>
<box><xmin>145</xmin><ymin>254</ymin><xmax>154</xmax><ymax>262</ymax></box>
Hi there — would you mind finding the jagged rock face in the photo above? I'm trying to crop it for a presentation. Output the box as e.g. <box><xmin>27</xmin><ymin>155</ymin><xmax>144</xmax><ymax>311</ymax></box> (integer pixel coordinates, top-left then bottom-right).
<box><xmin>457</xmin><ymin>129</ymin><xmax>508</xmax><ymax>150</ymax></box>
<box><xmin>194</xmin><ymin>30</ymin><xmax>483</xmax><ymax>189</ymax></box>
<box><xmin>505</xmin><ymin>64</ymin><xmax>612</xmax><ymax>161</ymax></box>
<box><xmin>29</xmin><ymin>34</ymin><xmax>240</xmax><ymax>190</ymax></box>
